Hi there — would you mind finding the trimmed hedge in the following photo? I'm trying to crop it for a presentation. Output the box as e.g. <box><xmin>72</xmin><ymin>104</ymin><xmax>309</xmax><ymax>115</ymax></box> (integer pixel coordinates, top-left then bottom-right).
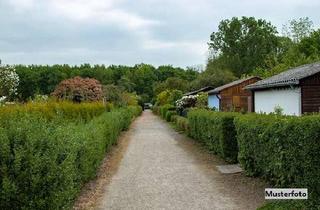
<box><xmin>165</xmin><ymin>110</ymin><xmax>177</xmax><ymax>122</ymax></box>
<box><xmin>188</xmin><ymin>109</ymin><xmax>239</xmax><ymax>163</ymax></box>
<box><xmin>172</xmin><ymin>115</ymin><xmax>189</xmax><ymax>132</ymax></box>
<box><xmin>0</xmin><ymin>105</ymin><xmax>141</xmax><ymax>210</ymax></box>
<box><xmin>160</xmin><ymin>104</ymin><xmax>175</xmax><ymax>119</ymax></box>
<box><xmin>234</xmin><ymin>114</ymin><xmax>320</xmax><ymax>208</ymax></box>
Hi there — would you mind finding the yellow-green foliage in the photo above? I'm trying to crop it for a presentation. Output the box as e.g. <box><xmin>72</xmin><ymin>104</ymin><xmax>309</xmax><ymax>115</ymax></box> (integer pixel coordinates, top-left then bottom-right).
<box><xmin>0</xmin><ymin>101</ymin><xmax>106</xmax><ymax>121</ymax></box>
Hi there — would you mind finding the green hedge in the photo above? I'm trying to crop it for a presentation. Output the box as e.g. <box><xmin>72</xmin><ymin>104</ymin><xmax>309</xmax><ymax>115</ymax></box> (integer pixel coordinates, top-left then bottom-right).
<box><xmin>152</xmin><ymin>105</ymin><xmax>160</xmax><ymax>115</ymax></box>
<box><xmin>188</xmin><ymin>109</ymin><xmax>239</xmax><ymax>163</ymax></box>
<box><xmin>165</xmin><ymin>110</ymin><xmax>177</xmax><ymax>122</ymax></box>
<box><xmin>234</xmin><ymin>114</ymin><xmax>320</xmax><ymax>208</ymax></box>
<box><xmin>160</xmin><ymin>104</ymin><xmax>175</xmax><ymax>119</ymax></box>
<box><xmin>172</xmin><ymin>115</ymin><xmax>189</xmax><ymax>132</ymax></box>
<box><xmin>0</xmin><ymin>106</ymin><xmax>141</xmax><ymax>210</ymax></box>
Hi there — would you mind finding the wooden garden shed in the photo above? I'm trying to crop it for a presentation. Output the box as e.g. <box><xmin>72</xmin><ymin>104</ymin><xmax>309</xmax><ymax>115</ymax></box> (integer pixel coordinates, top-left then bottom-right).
<box><xmin>208</xmin><ymin>77</ymin><xmax>261</xmax><ymax>112</ymax></box>
<box><xmin>246</xmin><ymin>62</ymin><xmax>320</xmax><ymax>116</ymax></box>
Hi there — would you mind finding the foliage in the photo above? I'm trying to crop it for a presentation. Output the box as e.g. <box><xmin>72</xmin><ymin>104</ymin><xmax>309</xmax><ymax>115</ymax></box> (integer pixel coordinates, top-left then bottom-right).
<box><xmin>0</xmin><ymin>65</ymin><xmax>19</xmax><ymax>100</ymax></box>
<box><xmin>102</xmin><ymin>85</ymin><xmax>139</xmax><ymax>107</ymax></box>
<box><xmin>165</xmin><ymin>110</ymin><xmax>177</xmax><ymax>122</ymax></box>
<box><xmin>176</xmin><ymin>95</ymin><xmax>197</xmax><ymax>111</ymax></box>
<box><xmin>159</xmin><ymin>104</ymin><xmax>175</xmax><ymax>119</ymax></box>
<box><xmin>258</xmin><ymin>201</ymin><xmax>306</xmax><ymax>210</ymax></box>
<box><xmin>234</xmin><ymin>114</ymin><xmax>320</xmax><ymax>208</ymax></box>
<box><xmin>209</xmin><ymin>17</ymin><xmax>279</xmax><ymax>76</ymax></box>
<box><xmin>156</xmin><ymin>89</ymin><xmax>183</xmax><ymax>106</ymax></box>
<box><xmin>14</xmin><ymin>64</ymin><xmax>197</xmax><ymax>103</ymax></box>
<box><xmin>195</xmin><ymin>92</ymin><xmax>208</xmax><ymax>108</ymax></box>
<box><xmin>190</xmin><ymin>62</ymin><xmax>236</xmax><ymax>90</ymax></box>
<box><xmin>154</xmin><ymin>77</ymin><xmax>189</xmax><ymax>96</ymax></box>
<box><xmin>188</xmin><ymin>109</ymin><xmax>239</xmax><ymax>163</ymax></box>
<box><xmin>0</xmin><ymin>101</ymin><xmax>106</xmax><ymax>122</ymax></box>
<box><xmin>0</xmin><ymin>105</ymin><xmax>141</xmax><ymax>210</ymax></box>
<box><xmin>51</xmin><ymin>76</ymin><xmax>103</xmax><ymax>102</ymax></box>
<box><xmin>172</xmin><ymin>116</ymin><xmax>189</xmax><ymax>132</ymax></box>
<box><xmin>282</xmin><ymin>17</ymin><xmax>314</xmax><ymax>43</ymax></box>
<box><xmin>298</xmin><ymin>29</ymin><xmax>320</xmax><ymax>59</ymax></box>
<box><xmin>273</xmin><ymin>105</ymin><xmax>284</xmax><ymax>115</ymax></box>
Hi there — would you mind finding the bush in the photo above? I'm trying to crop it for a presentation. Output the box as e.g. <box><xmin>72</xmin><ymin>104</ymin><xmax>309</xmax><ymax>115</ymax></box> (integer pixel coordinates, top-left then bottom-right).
<box><xmin>152</xmin><ymin>105</ymin><xmax>160</xmax><ymax>115</ymax></box>
<box><xmin>234</xmin><ymin>114</ymin><xmax>320</xmax><ymax>208</ymax></box>
<box><xmin>188</xmin><ymin>109</ymin><xmax>239</xmax><ymax>163</ymax></box>
<box><xmin>51</xmin><ymin>76</ymin><xmax>103</xmax><ymax>102</ymax></box>
<box><xmin>0</xmin><ymin>105</ymin><xmax>141</xmax><ymax>209</ymax></box>
<box><xmin>165</xmin><ymin>110</ymin><xmax>177</xmax><ymax>122</ymax></box>
<box><xmin>0</xmin><ymin>101</ymin><xmax>106</xmax><ymax>122</ymax></box>
<box><xmin>160</xmin><ymin>104</ymin><xmax>175</xmax><ymax>119</ymax></box>
<box><xmin>155</xmin><ymin>89</ymin><xmax>182</xmax><ymax>106</ymax></box>
<box><xmin>173</xmin><ymin>116</ymin><xmax>189</xmax><ymax>132</ymax></box>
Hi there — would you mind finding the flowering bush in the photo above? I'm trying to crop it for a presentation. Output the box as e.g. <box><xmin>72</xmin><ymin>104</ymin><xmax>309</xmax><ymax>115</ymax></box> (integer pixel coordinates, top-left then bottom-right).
<box><xmin>175</xmin><ymin>94</ymin><xmax>198</xmax><ymax>110</ymax></box>
<box><xmin>0</xmin><ymin>65</ymin><xmax>19</xmax><ymax>100</ymax></box>
<box><xmin>0</xmin><ymin>96</ymin><xmax>6</xmax><ymax>106</ymax></box>
<box><xmin>51</xmin><ymin>76</ymin><xmax>103</xmax><ymax>102</ymax></box>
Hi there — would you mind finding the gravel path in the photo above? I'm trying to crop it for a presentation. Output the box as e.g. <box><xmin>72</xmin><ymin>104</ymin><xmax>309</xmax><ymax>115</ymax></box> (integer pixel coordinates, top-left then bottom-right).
<box><xmin>95</xmin><ymin>110</ymin><xmax>266</xmax><ymax>210</ymax></box>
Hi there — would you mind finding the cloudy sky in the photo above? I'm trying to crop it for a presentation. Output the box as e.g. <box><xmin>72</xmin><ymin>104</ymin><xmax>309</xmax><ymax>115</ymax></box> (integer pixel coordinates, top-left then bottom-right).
<box><xmin>1</xmin><ymin>0</ymin><xmax>319</xmax><ymax>67</ymax></box>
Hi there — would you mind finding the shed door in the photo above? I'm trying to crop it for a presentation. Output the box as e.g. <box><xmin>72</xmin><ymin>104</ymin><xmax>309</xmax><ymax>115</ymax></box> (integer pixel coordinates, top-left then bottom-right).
<box><xmin>232</xmin><ymin>96</ymin><xmax>241</xmax><ymax>110</ymax></box>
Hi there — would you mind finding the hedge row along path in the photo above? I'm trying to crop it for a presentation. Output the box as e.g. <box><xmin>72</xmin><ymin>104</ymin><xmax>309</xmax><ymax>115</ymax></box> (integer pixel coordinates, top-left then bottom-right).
<box><xmin>85</xmin><ymin>110</ymin><xmax>267</xmax><ymax>210</ymax></box>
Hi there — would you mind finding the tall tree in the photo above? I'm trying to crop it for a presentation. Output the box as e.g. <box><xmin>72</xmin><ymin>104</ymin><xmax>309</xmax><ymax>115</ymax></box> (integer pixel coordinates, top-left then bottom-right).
<box><xmin>209</xmin><ymin>16</ymin><xmax>279</xmax><ymax>76</ymax></box>
<box><xmin>282</xmin><ymin>17</ymin><xmax>314</xmax><ymax>43</ymax></box>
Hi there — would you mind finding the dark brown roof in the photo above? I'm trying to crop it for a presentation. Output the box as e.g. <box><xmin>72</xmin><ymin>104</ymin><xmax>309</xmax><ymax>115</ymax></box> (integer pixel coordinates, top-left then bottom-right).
<box><xmin>183</xmin><ymin>86</ymin><xmax>214</xmax><ymax>96</ymax></box>
<box><xmin>208</xmin><ymin>76</ymin><xmax>260</xmax><ymax>95</ymax></box>
<box><xmin>246</xmin><ymin>62</ymin><xmax>320</xmax><ymax>90</ymax></box>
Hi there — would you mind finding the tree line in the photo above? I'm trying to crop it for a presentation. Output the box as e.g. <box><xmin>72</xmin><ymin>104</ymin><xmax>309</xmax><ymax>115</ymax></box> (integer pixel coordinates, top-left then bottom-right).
<box><xmin>14</xmin><ymin>64</ymin><xmax>199</xmax><ymax>103</ymax></box>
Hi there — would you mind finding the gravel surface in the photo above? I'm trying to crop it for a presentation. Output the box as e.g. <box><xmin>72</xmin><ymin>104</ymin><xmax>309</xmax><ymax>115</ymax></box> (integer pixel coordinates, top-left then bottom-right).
<box><xmin>94</xmin><ymin>110</ymin><xmax>267</xmax><ymax>210</ymax></box>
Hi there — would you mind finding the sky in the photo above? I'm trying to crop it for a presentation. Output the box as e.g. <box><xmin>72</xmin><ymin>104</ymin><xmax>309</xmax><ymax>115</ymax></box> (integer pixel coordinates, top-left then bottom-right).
<box><xmin>0</xmin><ymin>0</ymin><xmax>320</xmax><ymax>68</ymax></box>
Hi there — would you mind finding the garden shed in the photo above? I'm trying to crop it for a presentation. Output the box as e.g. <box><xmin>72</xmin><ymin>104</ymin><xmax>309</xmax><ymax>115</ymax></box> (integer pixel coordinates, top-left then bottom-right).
<box><xmin>246</xmin><ymin>62</ymin><xmax>320</xmax><ymax>116</ymax></box>
<box><xmin>208</xmin><ymin>77</ymin><xmax>261</xmax><ymax>112</ymax></box>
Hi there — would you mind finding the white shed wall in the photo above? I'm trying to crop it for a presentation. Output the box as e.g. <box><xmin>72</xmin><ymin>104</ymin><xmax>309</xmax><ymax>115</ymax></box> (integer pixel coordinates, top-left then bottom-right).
<box><xmin>254</xmin><ymin>87</ymin><xmax>301</xmax><ymax>116</ymax></box>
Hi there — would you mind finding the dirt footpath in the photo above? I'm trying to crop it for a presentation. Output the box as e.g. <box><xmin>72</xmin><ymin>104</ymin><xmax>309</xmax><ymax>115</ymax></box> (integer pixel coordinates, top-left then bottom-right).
<box><xmin>82</xmin><ymin>110</ymin><xmax>267</xmax><ymax>210</ymax></box>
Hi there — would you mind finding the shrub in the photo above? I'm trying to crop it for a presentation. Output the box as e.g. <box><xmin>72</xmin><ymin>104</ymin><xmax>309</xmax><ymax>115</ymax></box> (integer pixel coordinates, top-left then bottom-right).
<box><xmin>152</xmin><ymin>105</ymin><xmax>160</xmax><ymax>115</ymax></box>
<box><xmin>155</xmin><ymin>89</ymin><xmax>183</xmax><ymax>106</ymax></box>
<box><xmin>234</xmin><ymin>114</ymin><xmax>320</xmax><ymax>208</ymax></box>
<box><xmin>165</xmin><ymin>110</ymin><xmax>177</xmax><ymax>122</ymax></box>
<box><xmin>51</xmin><ymin>76</ymin><xmax>103</xmax><ymax>102</ymax></box>
<box><xmin>160</xmin><ymin>104</ymin><xmax>175</xmax><ymax>119</ymax></box>
<box><xmin>188</xmin><ymin>109</ymin><xmax>239</xmax><ymax>163</ymax></box>
<box><xmin>174</xmin><ymin>116</ymin><xmax>189</xmax><ymax>132</ymax></box>
<box><xmin>0</xmin><ymin>65</ymin><xmax>19</xmax><ymax>99</ymax></box>
<box><xmin>195</xmin><ymin>92</ymin><xmax>208</xmax><ymax>108</ymax></box>
<box><xmin>0</xmin><ymin>101</ymin><xmax>106</xmax><ymax>122</ymax></box>
<box><xmin>0</xmin><ymin>106</ymin><xmax>141</xmax><ymax>210</ymax></box>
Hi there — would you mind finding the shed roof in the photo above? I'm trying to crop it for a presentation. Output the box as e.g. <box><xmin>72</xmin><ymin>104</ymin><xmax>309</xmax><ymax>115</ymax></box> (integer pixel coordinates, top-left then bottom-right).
<box><xmin>246</xmin><ymin>62</ymin><xmax>320</xmax><ymax>90</ymax></box>
<box><xmin>183</xmin><ymin>86</ymin><xmax>214</xmax><ymax>96</ymax></box>
<box><xmin>208</xmin><ymin>76</ymin><xmax>260</xmax><ymax>95</ymax></box>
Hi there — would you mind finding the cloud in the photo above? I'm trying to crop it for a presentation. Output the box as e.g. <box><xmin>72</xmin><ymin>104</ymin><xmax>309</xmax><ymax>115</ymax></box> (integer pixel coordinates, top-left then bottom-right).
<box><xmin>1</xmin><ymin>0</ymin><xmax>320</xmax><ymax>67</ymax></box>
<box><xmin>8</xmin><ymin>0</ymin><xmax>35</xmax><ymax>11</ymax></box>
<box><xmin>48</xmin><ymin>0</ymin><xmax>160</xmax><ymax>30</ymax></box>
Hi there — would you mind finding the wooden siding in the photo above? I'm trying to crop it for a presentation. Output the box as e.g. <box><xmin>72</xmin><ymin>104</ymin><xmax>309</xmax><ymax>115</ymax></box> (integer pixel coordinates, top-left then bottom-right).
<box><xmin>300</xmin><ymin>72</ymin><xmax>320</xmax><ymax>114</ymax></box>
<box><xmin>220</xmin><ymin>77</ymin><xmax>261</xmax><ymax>112</ymax></box>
